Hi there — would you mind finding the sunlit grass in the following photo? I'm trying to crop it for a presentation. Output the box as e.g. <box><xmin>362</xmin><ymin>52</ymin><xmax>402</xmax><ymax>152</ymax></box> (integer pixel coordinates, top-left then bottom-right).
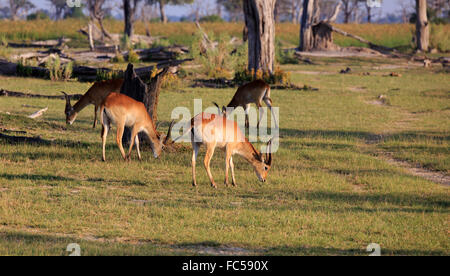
<box><xmin>0</xmin><ymin>56</ymin><xmax>448</xmax><ymax>255</ymax></box>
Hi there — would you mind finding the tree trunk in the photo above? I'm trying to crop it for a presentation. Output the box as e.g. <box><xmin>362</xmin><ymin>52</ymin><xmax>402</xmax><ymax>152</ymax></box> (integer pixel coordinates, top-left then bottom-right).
<box><xmin>366</xmin><ymin>5</ymin><xmax>371</xmax><ymax>23</ymax></box>
<box><xmin>299</xmin><ymin>0</ymin><xmax>315</xmax><ymax>51</ymax></box>
<box><xmin>124</xmin><ymin>0</ymin><xmax>134</xmax><ymax>38</ymax></box>
<box><xmin>120</xmin><ymin>63</ymin><xmax>169</xmax><ymax>143</ymax></box>
<box><xmin>243</xmin><ymin>0</ymin><xmax>276</xmax><ymax>74</ymax></box>
<box><xmin>416</xmin><ymin>0</ymin><xmax>429</xmax><ymax>52</ymax></box>
<box><xmin>159</xmin><ymin>1</ymin><xmax>167</xmax><ymax>23</ymax></box>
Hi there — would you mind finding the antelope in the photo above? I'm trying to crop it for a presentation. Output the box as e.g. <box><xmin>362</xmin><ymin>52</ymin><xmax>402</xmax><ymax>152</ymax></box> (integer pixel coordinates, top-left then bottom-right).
<box><xmin>62</xmin><ymin>79</ymin><xmax>124</xmax><ymax>128</ymax></box>
<box><xmin>213</xmin><ymin>79</ymin><xmax>278</xmax><ymax>130</ymax></box>
<box><xmin>173</xmin><ymin>112</ymin><xmax>273</xmax><ymax>188</ymax></box>
<box><xmin>99</xmin><ymin>92</ymin><xmax>173</xmax><ymax>162</ymax></box>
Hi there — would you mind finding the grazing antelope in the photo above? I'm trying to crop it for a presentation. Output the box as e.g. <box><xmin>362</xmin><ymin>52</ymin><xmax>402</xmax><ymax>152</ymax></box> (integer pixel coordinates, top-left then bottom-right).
<box><xmin>100</xmin><ymin>92</ymin><xmax>173</xmax><ymax>162</ymax></box>
<box><xmin>62</xmin><ymin>79</ymin><xmax>124</xmax><ymax>128</ymax></box>
<box><xmin>214</xmin><ymin>79</ymin><xmax>278</xmax><ymax>130</ymax></box>
<box><xmin>173</xmin><ymin>112</ymin><xmax>273</xmax><ymax>188</ymax></box>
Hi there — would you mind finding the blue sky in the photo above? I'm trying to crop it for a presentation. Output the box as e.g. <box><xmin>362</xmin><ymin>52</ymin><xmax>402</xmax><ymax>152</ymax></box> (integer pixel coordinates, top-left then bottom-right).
<box><xmin>21</xmin><ymin>0</ymin><xmax>408</xmax><ymax>19</ymax></box>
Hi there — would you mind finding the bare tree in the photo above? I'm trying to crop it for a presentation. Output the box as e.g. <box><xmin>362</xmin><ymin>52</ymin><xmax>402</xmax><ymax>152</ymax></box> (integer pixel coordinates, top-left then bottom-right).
<box><xmin>123</xmin><ymin>0</ymin><xmax>142</xmax><ymax>38</ymax></box>
<box><xmin>397</xmin><ymin>0</ymin><xmax>414</xmax><ymax>23</ymax></box>
<box><xmin>146</xmin><ymin>0</ymin><xmax>194</xmax><ymax>23</ymax></box>
<box><xmin>217</xmin><ymin>0</ymin><xmax>243</xmax><ymax>21</ymax></box>
<box><xmin>9</xmin><ymin>0</ymin><xmax>34</xmax><ymax>20</ymax></box>
<box><xmin>47</xmin><ymin>0</ymin><xmax>67</xmax><ymax>20</ymax></box>
<box><xmin>299</xmin><ymin>0</ymin><xmax>315</xmax><ymax>51</ymax></box>
<box><xmin>87</xmin><ymin>0</ymin><xmax>112</xmax><ymax>40</ymax></box>
<box><xmin>243</xmin><ymin>0</ymin><xmax>276</xmax><ymax>74</ymax></box>
<box><xmin>341</xmin><ymin>0</ymin><xmax>360</xmax><ymax>23</ymax></box>
<box><xmin>416</xmin><ymin>0</ymin><xmax>429</xmax><ymax>51</ymax></box>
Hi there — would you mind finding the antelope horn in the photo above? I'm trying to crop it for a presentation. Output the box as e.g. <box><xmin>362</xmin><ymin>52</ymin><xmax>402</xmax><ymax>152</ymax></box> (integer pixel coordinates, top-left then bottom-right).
<box><xmin>213</xmin><ymin>102</ymin><xmax>221</xmax><ymax>114</ymax></box>
<box><xmin>60</xmin><ymin>91</ymin><xmax>72</xmax><ymax>110</ymax></box>
<box><xmin>265</xmin><ymin>139</ymin><xmax>272</xmax><ymax>166</ymax></box>
<box><xmin>163</xmin><ymin>120</ymin><xmax>175</xmax><ymax>145</ymax></box>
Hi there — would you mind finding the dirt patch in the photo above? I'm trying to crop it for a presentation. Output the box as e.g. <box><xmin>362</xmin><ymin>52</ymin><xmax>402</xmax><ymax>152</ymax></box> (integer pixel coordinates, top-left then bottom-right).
<box><xmin>364</xmin><ymin>134</ymin><xmax>449</xmax><ymax>187</ymax></box>
<box><xmin>348</xmin><ymin>86</ymin><xmax>368</xmax><ymax>93</ymax></box>
<box><xmin>380</xmin><ymin>153</ymin><xmax>450</xmax><ymax>186</ymax></box>
<box><xmin>173</xmin><ymin>245</ymin><xmax>255</xmax><ymax>255</ymax></box>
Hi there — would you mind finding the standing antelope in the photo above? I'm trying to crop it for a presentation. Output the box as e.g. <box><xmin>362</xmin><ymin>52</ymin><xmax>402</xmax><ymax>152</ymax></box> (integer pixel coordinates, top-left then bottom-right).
<box><xmin>100</xmin><ymin>92</ymin><xmax>173</xmax><ymax>162</ymax></box>
<box><xmin>62</xmin><ymin>79</ymin><xmax>124</xmax><ymax>128</ymax></box>
<box><xmin>173</xmin><ymin>112</ymin><xmax>273</xmax><ymax>188</ymax></box>
<box><xmin>214</xmin><ymin>79</ymin><xmax>278</xmax><ymax>130</ymax></box>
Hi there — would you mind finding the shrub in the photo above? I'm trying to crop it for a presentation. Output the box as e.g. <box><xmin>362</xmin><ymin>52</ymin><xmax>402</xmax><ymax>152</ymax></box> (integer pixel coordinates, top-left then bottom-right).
<box><xmin>234</xmin><ymin>66</ymin><xmax>291</xmax><ymax>85</ymax></box>
<box><xmin>151</xmin><ymin>38</ymin><xmax>171</xmax><ymax>49</ymax></box>
<box><xmin>199</xmin><ymin>15</ymin><xmax>224</xmax><ymax>23</ymax></box>
<box><xmin>63</xmin><ymin>61</ymin><xmax>73</xmax><ymax>81</ymax></box>
<box><xmin>191</xmin><ymin>31</ymin><xmax>247</xmax><ymax>79</ymax></box>
<box><xmin>430</xmin><ymin>24</ymin><xmax>450</xmax><ymax>52</ymax></box>
<box><xmin>27</xmin><ymin>11</ymin><xmax>50</xmax><ymax>21</ymax></box>
<box><xmin>45</xmin><ymin>56</ymin><xmax>62</xmax><ymax>81</ymax></box>
<box><xmin>127</xmin><ymin>49</ymin><xmax>140</xmax><ymax>63</ymax></box>
<box><xmin>96</xmin><ymin>69</ymin><xmax>122</xmax><ymax>81</ymax></box>
<box><xmin>276</xmin><ymin>40</ymin><xmax>298</xmax><ymax>64</ymax></box>
<box><xmin>16</xmin><ymin>60</ymin><xmax>33</xmax><ymax>77</ymax></box>
<box><xmin>111</xmin><ymin>50</ymin><xmax>125</xmax><ymax>63</ymax></box>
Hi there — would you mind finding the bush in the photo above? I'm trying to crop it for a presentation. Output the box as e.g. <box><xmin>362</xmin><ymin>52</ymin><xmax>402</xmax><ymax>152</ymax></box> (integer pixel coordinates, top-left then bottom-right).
<box><xmin>27</xmin><ymin>11</ymin><xmax>50</xmax><ymax>21</ymax></box>
<box><xmin>199</xmin><ymin>15</ymin><xmax>224</xmax><ymax>23</ymax></box>
<box><xmin>17</xmin><ymin>60</ymin><xmax>33</xmax><ymax>77</ymax></box>
<box><xmin>111</xmin><ymin>50</ymin><xmax>125</xmax><ymax>63</ymax></box>
<box><xmin>63</xmin><ymin>61</ymin><xmax>73</xmax><ymax>80</ymax></box>
<box><xmin>96</xmin><ymin>69</ymin><xmax>122</xmax><ymax>81</ymax></box>
<box><xmin>127</xmin><ymin>49</ymin><xmax>140</xmax><ymax>63</ymax></box>
<box><xmin>430</xmin><ymin>24</ymin><xmax>450</xmax><ymax>52</ymax></box>
<box><xmin>234</xmin><ymin>66</ymin><xmax>291</xmax><ymax>85</ymax></box>
<box><xmin>151</xmin><ymin>38</ymin><xmax>171</xmax><ymax>49</ymax></box>
<box><xmin>191</xmin><ymin>31</ymin><xmax>247</xmax><ymax>79</ymax></box>
<box><xmin>46</xmin><ymin>56</ymin><xmax>62</xmax><ymax>81</ymax></box>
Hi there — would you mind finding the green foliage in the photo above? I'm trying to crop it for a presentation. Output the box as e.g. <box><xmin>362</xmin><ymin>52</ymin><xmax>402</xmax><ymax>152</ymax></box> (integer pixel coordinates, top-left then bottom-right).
<box><xmin>127</xmin><ymin>49</ymin><xmax>140</xmax><ymax>63</ymax></box>
<box><xmin>111</xmin><ymin>51</ymin><xmax>125</xmax><ymax>63</ymax></box>
<box><xmin>430</xmin><ymin>24</ymin><xmax>450</xmax><ymax>52</ymax></box>
<box><xmin>45</xmin><ymin>56</ymin><xmax>62</xmax><ymax>81</ymax></box>
<box><xmin>190</xmin><ymin>31</ymin><xmax>247</xmax><ymax>79</ymax></box>
<box><xmin>199</xmin><ymin>15</ymin><xmax>224</xmax><ymax>23</ymax></box>
<box><xmin>276</xmin><ymin>40</ymin><xmax>298</xmax><ymax>65</ymax></box>
<box><xmin>16</xmin><ymin>60</ymin><xmax>33</xmax><ymax>77</ymax></box>
<box><xmin>62</xmin><ymin>61</ymin><xmax>73</xmax><ymax>81</ymax></box>
<box><xmin>234</xmin><ymin>66</ymin><xmax>291</xmax><ymax>85</ymax></box>
<box><xmin>121</xmin><ymin>35</ymin><xmax>132</xmax><ymax>50</ymax></box>
<box><xmin>150</xmin><ymin>38</ymin><xmax>171</xmax><ymax>49</ymax></box>
<box><xmin>27</xmin><ymin>11</ymin><xmax>50</xmax><ymax>20</ymax></box>
<box><xmin>96</xmin><ymin>69</ymin><xmax>122</xmax><ymax>81</ymax></box>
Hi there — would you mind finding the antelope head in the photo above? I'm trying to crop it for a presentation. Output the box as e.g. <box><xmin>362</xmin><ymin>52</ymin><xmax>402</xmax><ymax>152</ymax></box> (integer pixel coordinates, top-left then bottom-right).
<box><xmin>153</xmin><ymin>120</ymin><xmax>174</xmax><ymax>158</ymax></box>
<box><xmin>253</xmin><ymin>139</ymin><xmax>273</xmax><ymax>182</ymax></box>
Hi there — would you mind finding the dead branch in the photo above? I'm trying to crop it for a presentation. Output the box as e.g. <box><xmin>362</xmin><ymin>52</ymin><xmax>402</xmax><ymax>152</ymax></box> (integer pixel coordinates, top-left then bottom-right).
<box><xmin>28</xmin><ymin>107</ymin><xmax>48</xmax><ymax>119</ymax></box>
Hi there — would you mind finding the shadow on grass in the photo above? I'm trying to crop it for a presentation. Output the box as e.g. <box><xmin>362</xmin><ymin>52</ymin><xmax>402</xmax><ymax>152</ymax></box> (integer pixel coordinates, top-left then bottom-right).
<box><xmin>0</xmin><ymin>173</ymin><xmax>147</xmax><ymax>186</ymax></box>
<box><xmin>266</xmin><ymin>245</ymin><xmax>448</xmax><ymax>256</ymax></box>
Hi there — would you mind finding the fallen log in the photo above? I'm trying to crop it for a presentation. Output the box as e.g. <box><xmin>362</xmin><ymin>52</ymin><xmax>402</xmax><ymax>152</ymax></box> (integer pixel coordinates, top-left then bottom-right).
<box><xmin>7</xmin><ymin>38</ymin><xmax>71</xmax><ymax>48</ymax></box>
<box><xmin>329</xmin><ymin>24</ymin><xmax>406</xmax><ymax>57</ymax></box>
<box><xmin>0</xmin><ymin>89</ymin><xmax>82</xmax><ymax>100</ymax></box>
<box><xmin>0</xmin><ymin>58</ymin><xmax>192</xmax><ymax>82</ymax></box>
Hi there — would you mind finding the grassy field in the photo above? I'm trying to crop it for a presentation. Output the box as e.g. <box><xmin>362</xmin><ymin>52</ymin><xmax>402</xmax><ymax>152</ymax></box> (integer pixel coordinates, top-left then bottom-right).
<box><xmin>0</xmin><ymin>54</ymin><xmax>448</xmax><ymax>255</ymax></box>
<box><xmin>1</xmin><ymin>20</ymin><xmax>449</xmax><ymax>52</ymax></box>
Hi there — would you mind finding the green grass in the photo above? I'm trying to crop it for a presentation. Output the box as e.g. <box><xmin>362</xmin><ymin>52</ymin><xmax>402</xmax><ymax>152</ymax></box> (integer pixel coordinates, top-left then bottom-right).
<box><xmin>0</xmin><ymin>56</ymin><xmax>448</xmax><ymax>255</ymax></box>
